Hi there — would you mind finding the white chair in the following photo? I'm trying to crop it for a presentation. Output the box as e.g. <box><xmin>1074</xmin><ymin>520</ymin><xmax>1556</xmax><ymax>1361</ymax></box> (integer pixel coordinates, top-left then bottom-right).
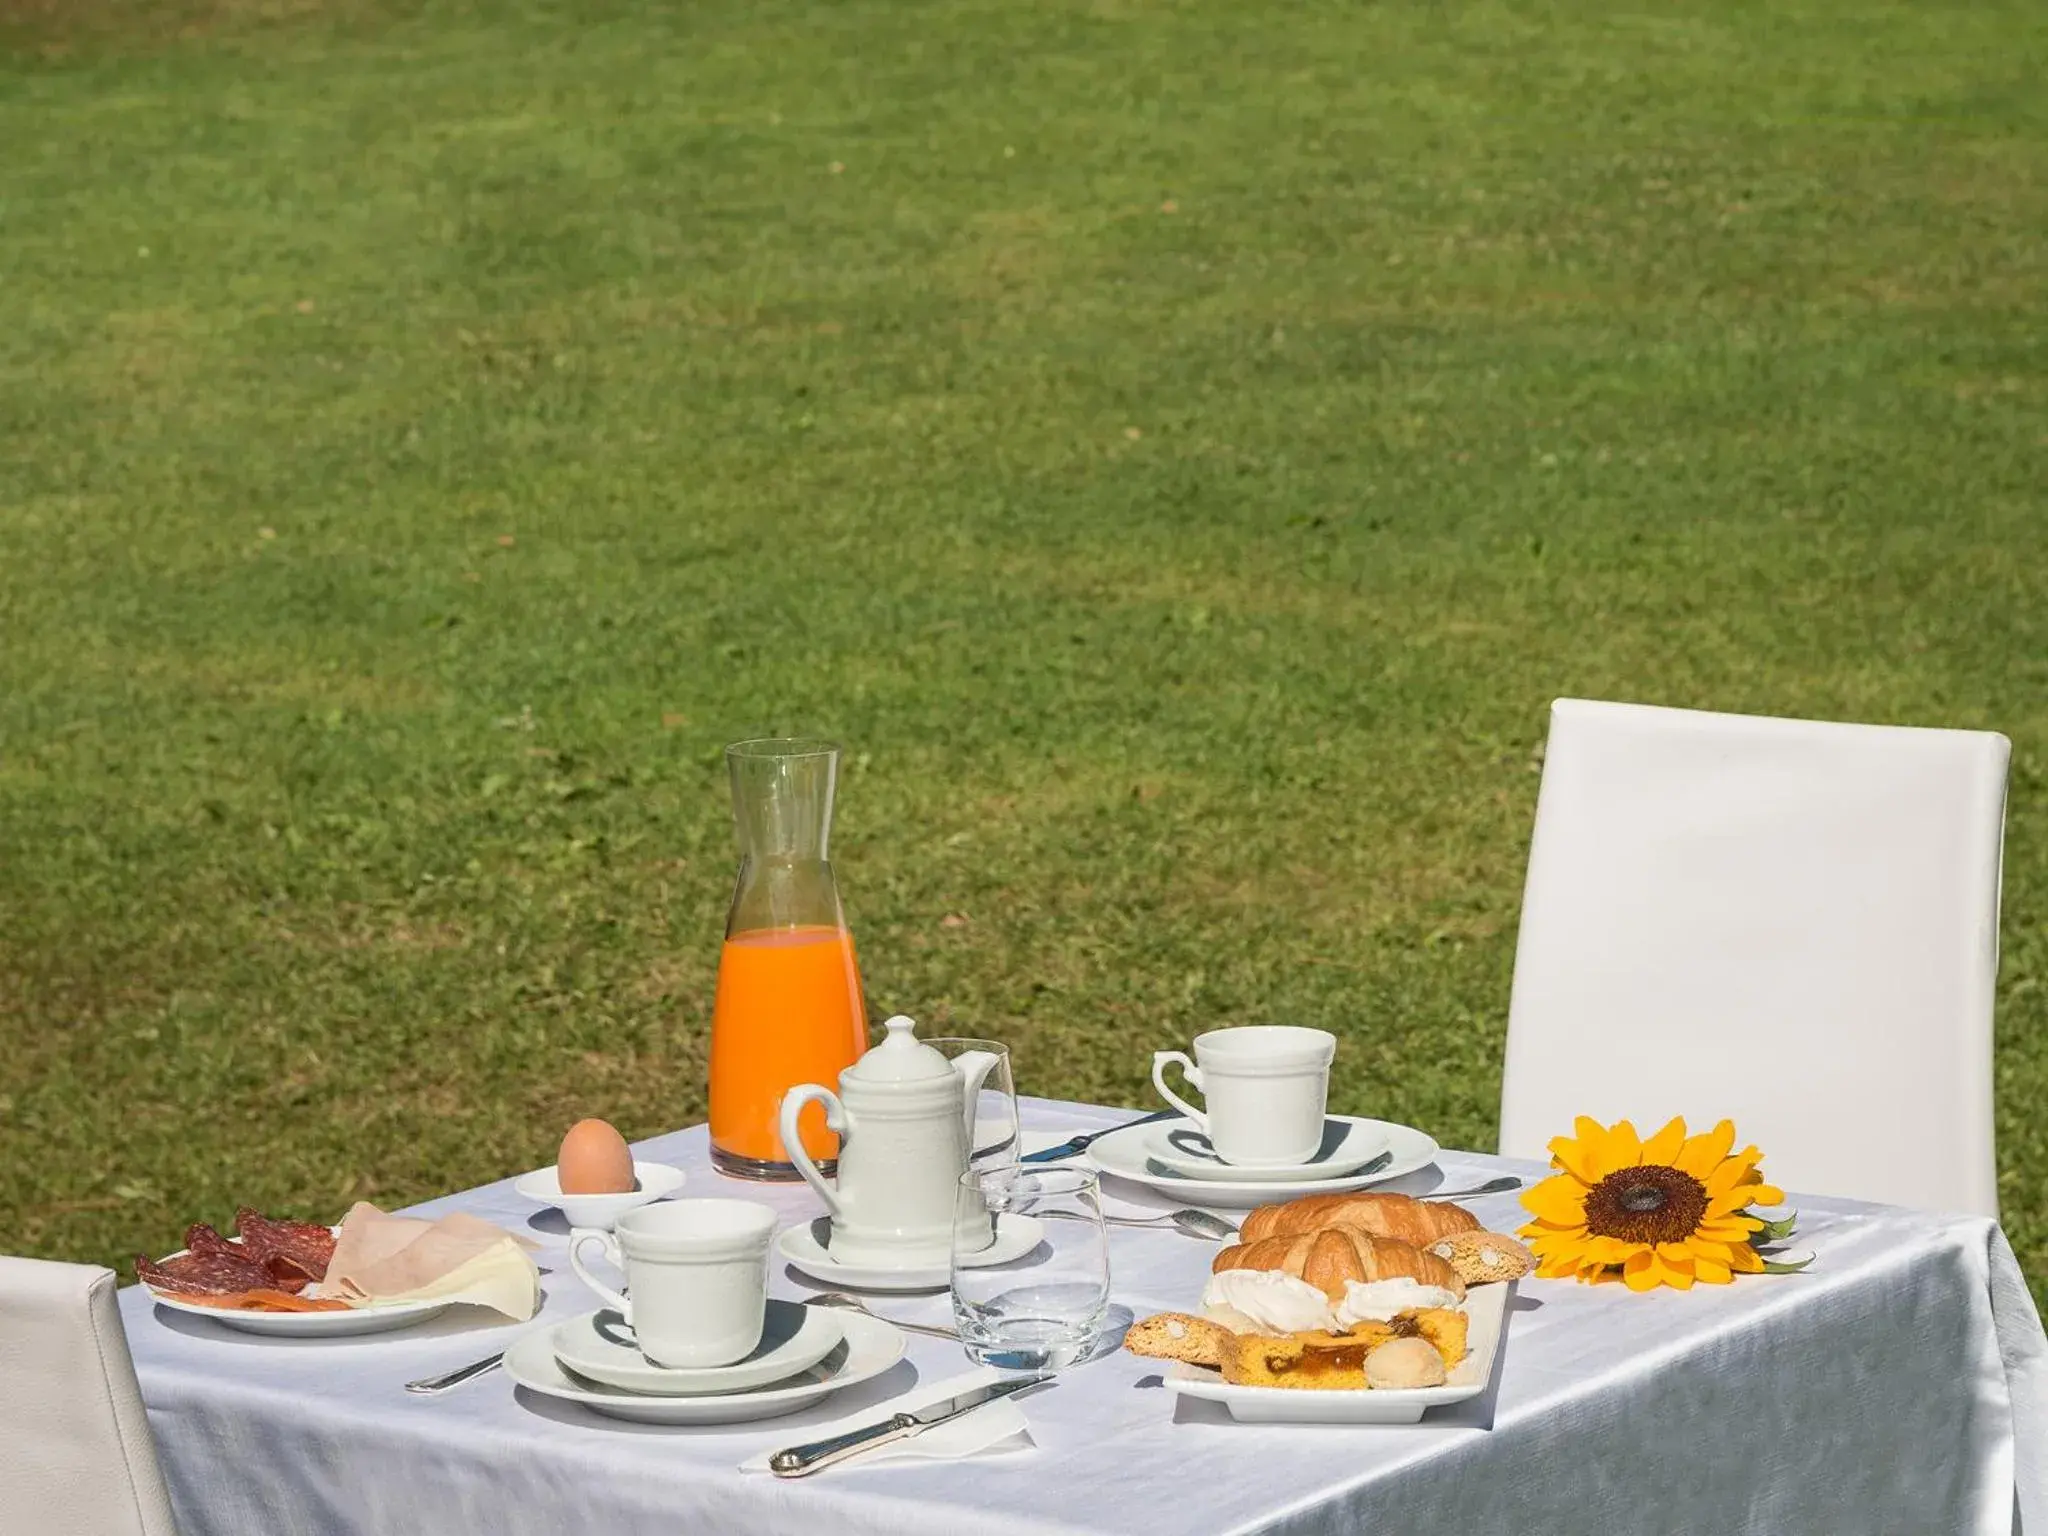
<box><xmin>0</xmin><ymin>1257</ymin><xmax>180</xmax><ymax>1536</ymax></box>
<box><xmin>1498</xmin><ymin>698</ymin><xmax>2010</xmax><ymax>1216</ymax></box>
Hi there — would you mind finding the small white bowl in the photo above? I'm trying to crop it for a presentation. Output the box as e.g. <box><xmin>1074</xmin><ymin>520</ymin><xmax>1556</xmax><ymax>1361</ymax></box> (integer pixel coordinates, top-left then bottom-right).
<box><xmin>513</xmin><ymin>1160</ymin><xmax>687</xmax><ymax>1230</ymax></box>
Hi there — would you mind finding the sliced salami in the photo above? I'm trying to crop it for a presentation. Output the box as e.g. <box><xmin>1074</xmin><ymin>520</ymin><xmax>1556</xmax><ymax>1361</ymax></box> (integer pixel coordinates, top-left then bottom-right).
<box><xmin>234</xmin><ymin>1207</ymin><xmax>336</xmax><ymax>1282</ymax></box>
<box><xmin>136</xmin><ymin>1249</ymin><xmax>274</xmax><ymax>1296</ymax></box>
<box><xmin>178</xmin><ymin>1221</ymin><xmax>310</xmax><ymax>1293</ymax></box>
<box><xmin>183</xmin><ymin>1223</ymin><xmax>241</xmax><ymax>1262</ymax></box>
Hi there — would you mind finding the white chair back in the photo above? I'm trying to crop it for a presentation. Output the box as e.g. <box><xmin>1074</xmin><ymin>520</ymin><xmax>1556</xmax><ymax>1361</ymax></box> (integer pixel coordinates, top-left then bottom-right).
<box><xmin>0</xmin><ymin>1257</ymin><xmax>180</xmax><ymax>1536</ymax></box>
<box><xmin>1498</xmin><ymin>698</ymin><xmax>2009</xmax><ymax>1216</ymax></box>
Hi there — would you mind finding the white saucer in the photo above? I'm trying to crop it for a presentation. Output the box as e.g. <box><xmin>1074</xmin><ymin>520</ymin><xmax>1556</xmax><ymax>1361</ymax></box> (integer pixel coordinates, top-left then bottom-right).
<box><xmin>1165</xmin><ymin>1281</ymin><xmax>1511</xmax><ymax>1423</ymax></box>
<box><xmin>551</xmin><ymin>1300</ymin><xmax>843</xmax><ymax>1396</ymax></box>
<box><xmin>1143</xmin><ymin>1118</ymin><xmax>1392</xmax><ymax>1183</ymax></box>
<box><xmin>512</xmin><ymin>1161</ymin><xmax>687</xmax><ymax>1231</ymax></box>
<box><xmin>505</xmin><ymin>1309</ymin><xmax>906</xmax><ymax>1425</ymax></box>
<box><xmin>776</xmin><ymin>1213</ymin><xmax>1046</xmax><ymax>1293</ymax></box>
<box><xmin>1087</xmin><ymin>1115</ymin><xmax>1439</xmax><ymax>1208</ymax></box>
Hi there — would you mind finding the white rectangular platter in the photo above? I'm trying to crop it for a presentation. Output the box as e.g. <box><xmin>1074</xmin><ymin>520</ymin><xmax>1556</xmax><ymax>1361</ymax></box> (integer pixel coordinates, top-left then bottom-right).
<box><xmin>1164</xmin><ymin>1279</ymin><xmax>1511</xmax><ymax>1424</ymax></box>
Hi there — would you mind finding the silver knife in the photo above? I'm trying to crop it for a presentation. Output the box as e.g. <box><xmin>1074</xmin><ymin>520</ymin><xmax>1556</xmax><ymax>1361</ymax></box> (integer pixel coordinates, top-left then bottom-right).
<box><xmin>767</xmin><ymin>1376</ymin><xmax>1049</xmax><ymax>1478</ymax></box>
<box><xmin>1022</xmin><ymin>1109</ymin><xmax>1179</xmax><ymax>1164</ymax></box>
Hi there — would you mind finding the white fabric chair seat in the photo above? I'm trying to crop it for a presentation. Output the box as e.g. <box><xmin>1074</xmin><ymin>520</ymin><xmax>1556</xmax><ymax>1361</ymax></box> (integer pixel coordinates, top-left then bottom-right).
<box><xmin>1499</xmin><ymin>698</ymin><xmax>2010</xmax><ymax>1216</ymax></box>
<box><xmin>0</xmin><ymin>1257</ymin><xmax>180</xmax><ymax>1535</ymax></box>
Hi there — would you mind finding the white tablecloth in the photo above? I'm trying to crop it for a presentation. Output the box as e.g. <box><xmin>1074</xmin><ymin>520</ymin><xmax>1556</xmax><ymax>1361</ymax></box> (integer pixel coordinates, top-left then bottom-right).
<box><xmin>124</xmin><ymin>1099</ymin><xmax>2048</xmax><ymax>1535</ymax></box>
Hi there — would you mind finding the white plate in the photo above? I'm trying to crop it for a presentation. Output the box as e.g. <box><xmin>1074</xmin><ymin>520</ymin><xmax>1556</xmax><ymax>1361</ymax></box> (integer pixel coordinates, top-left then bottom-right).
<box><xmin>776</xmin><ymin>1213</ymin><xmax>1046</xmax><ymax>1293</ymax></box>
<box><xmin>551</xmin><ymin>1300</ymin><xmax>844</xmax><ymax>1396</ymax></box>
<box><xmin>506</xmin><ymin>1309</ymin><xmax>906</xmax><ymax>1425</ymax></box>
<box><xmin>148</xmin><ymin>1287</ymin><xmax>454</xmax><ymax>1337</ymax></box>
<box><xmin>512</xmin><ymin>1161</ymin><xmax>687</xmax><ymax>1231</ymax></box>
<box><xmin>1165</xmin><ymin>1281</ymin><xmax>1511</xmax><ymax>1423</ymax></box>
<box><xmin>143</xmin><ymin>1230</ymin><xmax>457</xmax><ymax>1338</ymax></box>
<box><xmin>1087</xmin><ymin>1115</ymin><xmax>1439</xmax><ymax>1208</ymax></box>
<box><xmin>1143</xmin><ymin>1117</ymin><xmax>1392</xmax><ymax>1183</ymax></box>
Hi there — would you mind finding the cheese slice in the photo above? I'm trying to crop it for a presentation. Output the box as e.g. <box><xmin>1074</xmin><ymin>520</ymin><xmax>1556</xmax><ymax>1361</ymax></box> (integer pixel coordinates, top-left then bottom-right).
<box><xmin>351</xmin><ymin>1237</ymin><xmax>540</xmax><ymax>1320</ymax></box>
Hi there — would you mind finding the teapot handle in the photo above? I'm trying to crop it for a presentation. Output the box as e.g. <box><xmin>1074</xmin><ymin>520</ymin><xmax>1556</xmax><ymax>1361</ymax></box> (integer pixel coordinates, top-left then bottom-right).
<box><xmin>779</xmin><ymin>1085</ymin><xmax>847</xmax><ymax>1222</ymax></box>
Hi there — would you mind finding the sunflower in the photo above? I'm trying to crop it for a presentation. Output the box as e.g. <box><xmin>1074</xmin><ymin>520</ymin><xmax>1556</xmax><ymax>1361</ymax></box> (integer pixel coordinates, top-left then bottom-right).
<box><xmin>1517</xmin><ymin>1117</ymin><xmax>1788</xmax><ymax>1292</ymax></box>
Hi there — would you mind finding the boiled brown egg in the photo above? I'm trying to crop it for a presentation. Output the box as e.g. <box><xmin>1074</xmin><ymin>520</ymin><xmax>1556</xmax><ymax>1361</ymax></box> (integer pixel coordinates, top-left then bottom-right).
<box><xmin>558</xmin><ymin>1118</ymin><xmax>635</xmax><ymax>1194</ymax></box>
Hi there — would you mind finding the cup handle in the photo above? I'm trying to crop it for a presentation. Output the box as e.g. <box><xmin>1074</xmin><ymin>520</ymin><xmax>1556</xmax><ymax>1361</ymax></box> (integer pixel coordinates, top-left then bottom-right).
<box><xmin>569</xmin><ymin>1229</ymin><xmax>631</xmax><ymax>1324</ymax></box>
<box><xmin>779</xmin><ymin>1085</ymin><xmax>846</xmax><ymax>1223</ymax></box>
<box><xmin>1150</xmin><ymin>1051</ymin><xmax>1208</xmax><ymax>1133</ymax></box>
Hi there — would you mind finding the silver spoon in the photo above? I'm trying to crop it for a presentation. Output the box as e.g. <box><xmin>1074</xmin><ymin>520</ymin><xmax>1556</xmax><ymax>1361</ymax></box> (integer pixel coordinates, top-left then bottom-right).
<box><xmin>1106</xmin><ymin>1208</ymin><xmax>1239</xmax><ymax>1240</ymax></box>
<box><xmin>803</xmin><ymin>1291</ymin><xmax>958</xmax><ymax>1340</ymax></box>
<box><xmin>406</xmin><ymin>1351</ymin><xmax>506</xmax><ymax>1394</ymax></box>
<box><xmin>1435</xmin><ymin>1175</ymin><xmax>1523</xmax><ymax>1200</ymax></box>
<box><xmin>1039</xmin><ymin>1206</ymin><xmax>1237</xmax><ymax>1240</ymax></box>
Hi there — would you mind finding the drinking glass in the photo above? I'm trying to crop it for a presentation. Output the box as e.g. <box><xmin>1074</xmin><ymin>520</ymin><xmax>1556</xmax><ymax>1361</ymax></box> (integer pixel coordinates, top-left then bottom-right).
<box><xmin>951</xmin><ymin>1166</ymin><xmax>1109</xmax><ymax>1373</ymax></box>
<box><xmin>922</xmin><ymin>1037</ymin><xmax>1020</xmax><ymax>1170</ymax></box>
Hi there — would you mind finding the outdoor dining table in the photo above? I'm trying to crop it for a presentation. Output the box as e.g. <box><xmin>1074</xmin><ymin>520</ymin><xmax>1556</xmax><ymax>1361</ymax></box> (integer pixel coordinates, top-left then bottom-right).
<box><xmin>122</xmin><ymin>1098</ymin><xmax>2048</xmax><ymax>1535</ymax></box>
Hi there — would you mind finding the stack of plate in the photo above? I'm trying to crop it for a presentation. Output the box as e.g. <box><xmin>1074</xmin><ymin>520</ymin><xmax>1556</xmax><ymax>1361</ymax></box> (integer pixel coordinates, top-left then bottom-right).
<box><xmin>1084</xmin><ymin>1115</ymin><xmax>1442</xmax><ymax>1208</ymax></box>
<box><xmin>503</xmin><ymin>1300</ymin><xmax>905</xmax><ymax>1425</ymax></box>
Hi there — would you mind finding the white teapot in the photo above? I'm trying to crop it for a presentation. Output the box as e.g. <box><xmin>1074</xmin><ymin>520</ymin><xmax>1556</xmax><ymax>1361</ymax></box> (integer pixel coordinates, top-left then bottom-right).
<box><xmin>779</xmin><ymin>1016</ymin><xmax>1001</xmax><ymax>1266</ymax></box>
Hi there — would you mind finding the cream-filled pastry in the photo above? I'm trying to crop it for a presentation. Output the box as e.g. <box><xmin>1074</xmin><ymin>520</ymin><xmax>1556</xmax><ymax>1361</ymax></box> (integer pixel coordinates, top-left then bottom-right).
<box><xmin>1333</xmin><ymin>1277</ymin><xmax>1464</xmax><ymax>1328</ymax></box>
<box><xmin>1200</xmin><ymin>1268</ymin><xmax>1340</xmax><ymax>1334</ymax></box>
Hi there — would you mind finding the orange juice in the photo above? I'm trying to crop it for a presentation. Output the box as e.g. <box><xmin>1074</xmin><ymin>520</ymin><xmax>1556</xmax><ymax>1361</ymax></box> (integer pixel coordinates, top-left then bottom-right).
<box><xmin>709</xmin><ymin>924</ymin><xmax>868</xmax><ymax>1171</ymax></box>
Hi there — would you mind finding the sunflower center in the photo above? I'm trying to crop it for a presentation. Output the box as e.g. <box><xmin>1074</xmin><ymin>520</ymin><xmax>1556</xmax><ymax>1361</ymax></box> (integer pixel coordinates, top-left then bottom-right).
<box><xmin>1582</xmin><ymin>1163</ymin><xmax>1709</xmax><ymax>1245</ymax></box>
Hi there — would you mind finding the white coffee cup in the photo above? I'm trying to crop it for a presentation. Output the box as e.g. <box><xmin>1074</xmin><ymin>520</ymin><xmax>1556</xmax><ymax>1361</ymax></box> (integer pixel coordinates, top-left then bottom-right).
<box><xmin>1151</xmin><ymin>1025</ymin><xmax>1336</xmax><ymax>1167</ymax></box>
<box><xmin>569</xmin><ymin>1199</ymin><xmax>776</xmax><ymax>1369</ymax></box>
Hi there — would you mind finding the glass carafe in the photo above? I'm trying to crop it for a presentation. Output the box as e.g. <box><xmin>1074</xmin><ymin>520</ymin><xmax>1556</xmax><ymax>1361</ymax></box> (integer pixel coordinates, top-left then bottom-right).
<box><xmin>708</xmin><ymin>738</ymin><xmax>869</xmax><ymax>1180</ymax></box>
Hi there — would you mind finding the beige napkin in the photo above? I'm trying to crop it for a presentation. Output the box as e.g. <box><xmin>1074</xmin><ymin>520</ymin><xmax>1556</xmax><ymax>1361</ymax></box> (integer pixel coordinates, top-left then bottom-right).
<box><xmin>324</xmin><ymin>1203</ymin><xmax>541</xmax><ymax>1320</ymax></box>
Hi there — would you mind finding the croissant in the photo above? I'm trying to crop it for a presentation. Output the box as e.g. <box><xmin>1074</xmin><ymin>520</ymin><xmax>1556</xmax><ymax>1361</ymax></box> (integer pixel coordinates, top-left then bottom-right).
<box><xmin>1238</xmin><ymin>1191</ymin><xmax>1482</xmax><ymax>1249</ymax></box>
<box><xmin>1212</xmin><ymin>1225</ymin><xmax>1464</xmax><ymax>1301</ymax></box>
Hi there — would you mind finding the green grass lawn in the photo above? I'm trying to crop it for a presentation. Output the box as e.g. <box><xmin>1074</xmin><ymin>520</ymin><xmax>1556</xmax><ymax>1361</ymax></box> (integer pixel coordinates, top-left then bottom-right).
<box><xmin>2</xmin><ymin>0</ymin><xmax>2043</xmax><ymax>1300</ymax></box>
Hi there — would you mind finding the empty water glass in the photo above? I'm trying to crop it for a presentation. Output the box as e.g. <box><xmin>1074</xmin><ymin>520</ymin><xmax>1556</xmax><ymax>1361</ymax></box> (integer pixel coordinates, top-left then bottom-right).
<box><xmin>951</xmin><ymin>1165</ymin><xmax>1109</xmax><ymax>1373</ymax></box>
<box><xmin>922</xmin><ymin>1037</ymin><xmax>1020</xmax><ymax>1171</ymax></box>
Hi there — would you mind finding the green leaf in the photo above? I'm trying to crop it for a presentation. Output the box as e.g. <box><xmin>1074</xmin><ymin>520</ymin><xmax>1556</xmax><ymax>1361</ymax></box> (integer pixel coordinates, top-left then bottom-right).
<box><xmin>1761</xmin><ymin>1252</ymin><xmax>1815</xmax><ymax>1275</ymax></box>
<box><xmin>1748</xmin><ymin>1210</ymin><xmax>1799</xmax><ymax>1244</ymax></box>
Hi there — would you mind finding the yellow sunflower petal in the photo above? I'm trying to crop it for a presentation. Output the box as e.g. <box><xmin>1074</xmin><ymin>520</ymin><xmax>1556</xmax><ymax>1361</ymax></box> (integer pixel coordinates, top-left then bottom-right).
<box><xmin>1640</xmin><ymin>1117</ymin><xmax>1688</xmax><ymax>1168</ymax></box>
<box><xmin>1573</xmin><ymin>1115</ymin><xmax>1614</xmax><ymax>1163</ymax></box>
<box><xmin>1704</xmin><ymin>1157</ymin><xmax>1758</xmax><ymax>1197</ymax></box>
<box><xmin>1606</xmin><ymin>1120</ymin><xmax>1643</xmax><ymax>1168</ymax></box>
<box><xmin>1728</xmin><ymin>1243</ymin><xmax>1765</xmax><ymax>1273</ymax></box>
<box><xmin>1586</xmin><ymin>1236</ymin><xmax>1636</xmax><ymax>1266</ymax></box>
<box><xmin>1694</xmin><ymin>1219</ymin><xmax>1761</xmax><ymax>1243</ymax></box>
<box><xmin>1743</xmin><ymin>1184</ymin><xmax>1785</xmax><ymax>1208</ymax></box>
<box><xmin>1675</xmin><ymin>1120</ymin><xmax>1737</xmax><ymax>1179</ymax></box>
<box><xmin>1523</xmin><ymin>1175</ymin><xmax>1593</xmax><ymax>1225</ymax></box>
<box><xmin>1683</xmin><ymin>1239</ymin><xmax>1744</xmax><ymax>1267</ymax></box>
<box><xmin>1550</xmin><ymin>1132</ymin><xmax>1605</xmax><ymax>1186</ymax></box>
<box><xmin>1694</xmin><ymin>1254</ymin><xmax>1733</xmax><ymax>1284</ymax></box>
<box><xmin>1621</xmin><ymin>1248</ymin><xmax>1667</xmax><ymax>1291</ymax></box>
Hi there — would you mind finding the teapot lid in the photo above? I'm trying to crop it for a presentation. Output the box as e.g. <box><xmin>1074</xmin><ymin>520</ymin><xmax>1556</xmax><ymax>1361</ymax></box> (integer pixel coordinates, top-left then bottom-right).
<box><xmin>843</xmin><ymin>1016</ymin><xmax>953</xmax><ymax>1085</ymax></box>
